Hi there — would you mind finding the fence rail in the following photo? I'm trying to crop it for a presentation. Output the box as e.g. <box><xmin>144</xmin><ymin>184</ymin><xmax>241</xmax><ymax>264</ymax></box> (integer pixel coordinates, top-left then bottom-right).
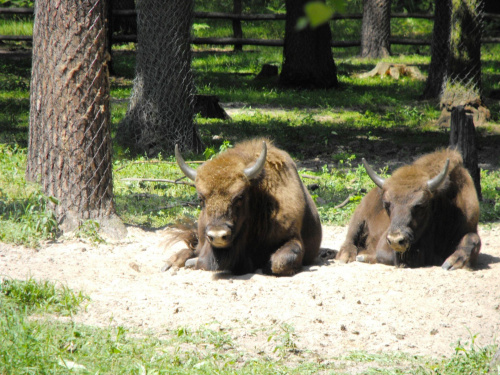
<box><xmin>1</xmin><ymin>7</ymin><xmax>499</xmax><ymax>48</ymax></box>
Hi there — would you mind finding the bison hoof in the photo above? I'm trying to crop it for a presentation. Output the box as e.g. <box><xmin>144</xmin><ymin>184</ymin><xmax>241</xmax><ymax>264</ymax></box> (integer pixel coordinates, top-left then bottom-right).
<box><xmin>356</xmin><ymin>255</ymin><xmax>367</xmax><ymax>263</ymax></box>
<box><xmin>161</xmin><ymin>262</ymin><xmax>172</xmax><ymax>272</ymax></box>
<box><xmin>441</xmin><ymin>261</ymin><xmax>455</xmax><ymax>271</ymax></box>
<box><xmin>185</xmin><ymin>258</ymin><xmax>197</xmax><ymax>268</ymax></box>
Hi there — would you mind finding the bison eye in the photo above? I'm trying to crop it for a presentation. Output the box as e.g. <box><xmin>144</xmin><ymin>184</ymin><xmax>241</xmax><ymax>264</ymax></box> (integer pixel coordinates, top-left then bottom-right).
<box><xmin>383</xmin><ymin>201</ymin><xmax>391</xmax><ymax>214</ymax></box>
<box><xmin>198</xmin><ymin>195</ymin><xmax>206</xmax><ymax>208</ymax></box>
<box><xmin>233</xmin><ymin>195</ymin><xmax>244</xmax><ymax>207</ymax></box>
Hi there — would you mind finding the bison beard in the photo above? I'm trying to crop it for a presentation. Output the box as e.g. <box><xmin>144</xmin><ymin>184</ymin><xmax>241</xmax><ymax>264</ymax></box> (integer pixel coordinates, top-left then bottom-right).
<box><xmin>336</xmin><ymin>148</ymin><xmax>481</xmax><ymax>270</ymax></box>
<box><xmin>162</xmin><ymin>138</ymin><xmax>322</xmax><ymax>276</ymax></box>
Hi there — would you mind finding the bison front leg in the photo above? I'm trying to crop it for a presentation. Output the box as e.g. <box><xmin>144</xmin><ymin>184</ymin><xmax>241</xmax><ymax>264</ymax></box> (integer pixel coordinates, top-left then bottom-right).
<box><xmin>442</xmin><ymin>233</ymin><xmax>481</xmax><ymax>270</ymax></box>
<box><xmin>337</xmin><ymin>217</ymin><xmax>367</xmax><ymax>263</ymax></box>
<box><xmin>161</xmin><ymin>248</ymin><xmax>196</xmax><ymax>272</ymax></box>
<box><xmin>266</xmin><ymin>238</ymin><xmax>304</xmax><ymax>276</ymax></box>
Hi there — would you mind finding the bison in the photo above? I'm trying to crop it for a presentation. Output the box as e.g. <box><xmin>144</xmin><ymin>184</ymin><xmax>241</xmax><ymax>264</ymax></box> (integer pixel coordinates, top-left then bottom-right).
<box><xmin>336</xmin><ymin>149</ymin><xmax>481</xmax><ymax>269</ymax></box>
<box><xmin>162</xmin><ymin>138</ymin><xmax>322</xmax><ymax>276</ymax></box>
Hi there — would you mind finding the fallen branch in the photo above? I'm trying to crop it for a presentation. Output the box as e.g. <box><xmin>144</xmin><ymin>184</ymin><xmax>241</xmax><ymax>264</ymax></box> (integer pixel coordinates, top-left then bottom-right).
<box><xmin>301</xmin><ymin>174</ymin><xmax>320</xmax><ymax>180</ymax></box>
<box><xmin>115</xmin><ymin>160</ymin><xmax>204</xmax><ymax>172</ymax></box>
<box><xmin>120</xmin><ymin>177</ymin><xmax>195</xmax><ymax>187</ymax></box>
<box><xmin>334</xmin><ymin>194</ymin><xmax>353</xmax><ymax>209</ymax></box>
<box><xmin>155</xmin><ymin>201</ymin><xmax>199</xmax><ymax>211</ymax></box>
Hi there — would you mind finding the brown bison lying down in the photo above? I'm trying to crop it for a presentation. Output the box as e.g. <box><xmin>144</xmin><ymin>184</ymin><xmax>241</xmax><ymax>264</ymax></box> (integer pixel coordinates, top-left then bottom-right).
<box><xmin>336</xmin><ymin>149</ymin><xmax>481</xmax><ymax>269</ymax></box>
<box><xmin>162</xmin><ymin>138</ymin><xmax>322</xmax><ymax>276</ymax></box>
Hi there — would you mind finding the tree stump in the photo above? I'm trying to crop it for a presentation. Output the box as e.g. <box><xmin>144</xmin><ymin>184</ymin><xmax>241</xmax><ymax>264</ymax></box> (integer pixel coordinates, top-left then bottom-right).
<box><xmin>449</xmin><ymin>106</ymin><xmax>481</xmax><ymax>200</ymax></box>
<box><xmin>358</xmin><ymin>62</ymin><xmax>426</xmax><ymax>80</ymax></box>
<box><xmin>255</xmin><ymin>64</ymin><xmax>279</xmax><ymax>80</ymax></box>
<box><xmin>194</xmin><ymin>95</ymin><xmax>230</xmax><ymax>120</ymax></box>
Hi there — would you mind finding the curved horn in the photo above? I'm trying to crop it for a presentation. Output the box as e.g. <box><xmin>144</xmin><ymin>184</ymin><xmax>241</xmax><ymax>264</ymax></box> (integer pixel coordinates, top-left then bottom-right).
<box><xmin>244</xmin><ymin>141</ymin><xmax>267</xmax><ymax>179</ymax></box>
<box><xmin>362</xmin><ymin>158</ymin><xmax>386</xmax><ymax>189</ymax></box>
<box><xmin>427</xmin><ymin>158</ymin><xmax>450</xmax><ymax>192</ymax></box>
<box><xmin>175</xmin><ymin>144</ymin><xmax>197</xmax><ymax>181</ymax></box>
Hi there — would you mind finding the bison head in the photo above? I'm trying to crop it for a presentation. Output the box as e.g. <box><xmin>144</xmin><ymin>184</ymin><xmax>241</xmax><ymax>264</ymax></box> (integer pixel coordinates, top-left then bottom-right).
<box><xmin>175</xmin><ymin>142</ymin><xmax>267</xmax><ymax>269</ymax></box>
<box><xmin>363</xmin><ymin>158</ymin><xmax>450</xmax><ymax>253</ymax></box>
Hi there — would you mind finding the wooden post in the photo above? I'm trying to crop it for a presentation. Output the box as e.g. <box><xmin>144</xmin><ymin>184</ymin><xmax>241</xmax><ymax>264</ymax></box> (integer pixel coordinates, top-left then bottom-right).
<box><xmin>232</xmin><ymin>0</ymin><xmax>243</xmax><ymax>51</ymax></box>
<box><xmin>449</xmin><ymin>106</ymin><xmax>482</xmax><ymax>200</ymax></box>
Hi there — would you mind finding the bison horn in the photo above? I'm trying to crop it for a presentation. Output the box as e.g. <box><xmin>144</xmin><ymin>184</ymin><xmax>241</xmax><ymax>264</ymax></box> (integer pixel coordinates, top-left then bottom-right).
<box><xmin>244</xmin><ymin>141</ymin><xmax>267</xmax><ymax>179</ymax></box>
<box><xmin>175</xmin><ymin>144</ymin><xmax>197</xmax><ymax>181</ymax></box>
<box><xmin>362</xmin><ymin>158</ymin><xmax>385</xmax><ymax>189</ymax></box>
<box><xmin>427</xmin><ymin>158</ymin><xmax>450</xmax><ymax>192</ymax></box>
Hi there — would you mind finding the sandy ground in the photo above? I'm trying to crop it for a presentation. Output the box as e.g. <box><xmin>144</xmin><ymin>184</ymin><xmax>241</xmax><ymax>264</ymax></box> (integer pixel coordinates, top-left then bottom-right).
<box><xmin>1</xmin><ymin>224</ymin><xmax>499</xmax><ymax>361</ymax></box>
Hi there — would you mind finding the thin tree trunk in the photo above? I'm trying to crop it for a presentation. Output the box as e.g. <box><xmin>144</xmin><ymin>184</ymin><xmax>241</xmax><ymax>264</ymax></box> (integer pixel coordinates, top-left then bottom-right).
<box><xmin>233</xmin><ymin>0</ymin><xmax>243</xmax><ymax>51</ymax></box>
<box><xmin>449</xmin><ymin>106</ymin><xmax>481</xmax><ymax>199</ymax></box>
<box><xmin>279</xmin><ymin>0</ymin><xmax>338</xmax><ymax>89</ymax></box>
<box><xmin>360</xmin><ymin>0</ymin><xmax>392</xmax><ymax>58</ymax></box>
<box><xmin>27</xmin><ymin>0</ymin><xmax>123</xmax><ymax>236</ymax></box>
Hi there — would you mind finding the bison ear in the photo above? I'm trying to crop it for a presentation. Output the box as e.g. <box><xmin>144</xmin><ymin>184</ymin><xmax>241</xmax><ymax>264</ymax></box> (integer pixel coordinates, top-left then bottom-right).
<box><xmin>175</xmin><ymin>144</ymin><xmax>197</xmax><ymax>181</ymax></box>
<box><xmin>362</xmin><ymin>158</ymin><xmax>385</xmax><ymax>189</ymax></box>
<box><xmin>244</xmin><ymin>141</ymin><xmax>267</xmax><ymax>180</ymax></box>
<box><xmin>427</xmin><ymin>158</ymin><xmax>450</xmax><ymax>192</ymax></box>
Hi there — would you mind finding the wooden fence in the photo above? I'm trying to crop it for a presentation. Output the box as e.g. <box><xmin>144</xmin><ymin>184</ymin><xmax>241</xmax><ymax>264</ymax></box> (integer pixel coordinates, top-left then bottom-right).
<box><xmin>1</xmin><ymin>7</ymin><xmax>499</xmax><ymax>48</ymax></box>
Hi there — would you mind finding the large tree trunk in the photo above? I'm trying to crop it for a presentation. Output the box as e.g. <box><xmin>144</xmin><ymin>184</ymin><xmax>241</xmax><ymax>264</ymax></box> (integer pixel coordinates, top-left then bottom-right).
<box><xmin>422</xmin><ymin>0</ymin><xmax>451</xmax><ymax>99</ymax></box>
<box><xmin>441</xmin><ymin>0</ymin><xmax>483</xmax><ymax>106</ymax></box>
<box><xmin>279</xmin><ymin>0</ymin><xmax>338</xmax><ymax>89</ymax></box>
<box><xmin>117</xmin><ymin>0</ymin><xmax>203</xmax><ymax>155</ymax></box>
<box><xmin>423</xmin><ymin>0</ymin><xmax>483</xmax><ymax>101</ymax></box>
<box><xmin>27</xmin><ymin>0</ymin><xmax>123</xmax><ymax>236</ymax></box>
<box><xmin>360</xmin><ymin>0</ymin><xmax>392</xmax><ymax>58</ymax></box>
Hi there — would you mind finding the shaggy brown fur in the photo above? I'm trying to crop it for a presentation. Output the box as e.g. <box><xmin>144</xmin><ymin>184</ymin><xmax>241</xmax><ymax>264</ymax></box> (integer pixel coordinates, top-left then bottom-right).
<box><xmin>336</xmin><ymin>149</ymin><xmax>481</xmax><ymax>269</ymax></box>
<box><xmin>163</xmin><ymin>138</ymin><xmax>322</xmax><ymax>276</ymax></box>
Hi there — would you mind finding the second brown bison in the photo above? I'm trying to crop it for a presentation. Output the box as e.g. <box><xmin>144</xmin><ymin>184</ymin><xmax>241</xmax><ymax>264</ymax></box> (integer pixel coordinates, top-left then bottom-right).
<box><xmin>162</xmin><ymin>138</ymin><xmax>322</xmax><ymax>276</ymax></box>
<box><xmin>336</xmin><ymin>149</ymin><xmax>481</xmax><ymax>269</ymax></box>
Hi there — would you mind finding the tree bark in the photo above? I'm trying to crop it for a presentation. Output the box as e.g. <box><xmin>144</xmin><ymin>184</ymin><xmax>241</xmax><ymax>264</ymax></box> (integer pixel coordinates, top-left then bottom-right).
<box><xmin>117</xmin><ymin>0</ymin><xmax>203</xmax><ymax>155</ymax></box>
<box><xmin>27</xmin><ymin>0</ymin><xmax>124</xmax><ymax>236</ymax></box>
<box><xmin>360</xmin><ymin>0</ymin><xmax>392</xmax><ymax>58</ymax></box>
<box><xmin>422</xmin><ymin>0</ymin><xmax>451</xmax><ymax>99</ymax></box>
<box><xmin>449</xmin><ymin>106</ymin><xmax>481</xmax><ymax>199</ymax></box>
<box><xmin>279</xmin><ymin>0</ymin><xmax>338</xmax><ymax>89</ymax></box>
<box><xmin>423</xmin><ymin>0</ymin><xmax>483</xmax><ymax>102</ymax></box>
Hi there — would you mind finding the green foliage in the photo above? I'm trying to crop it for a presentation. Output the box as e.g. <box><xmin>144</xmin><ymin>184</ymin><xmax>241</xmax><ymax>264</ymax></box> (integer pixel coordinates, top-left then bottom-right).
<box><xmin>74</xmin><ymin>219</ymin><xmax>106</xmax><ymax>245</ymax></box>
<box><xmin>433</xmin><ymin>336</ymin><xmax>497</xmax><ymax>375</ymax></box>
<box><xmin>0</xmin><ymin>277</ymin><xmax>88</xmax><ymax>316</ymax></box>
<box><xmin>0</xmin><ymin>0</ymin><xmax>33</xmax><ymax>7</ymax></box>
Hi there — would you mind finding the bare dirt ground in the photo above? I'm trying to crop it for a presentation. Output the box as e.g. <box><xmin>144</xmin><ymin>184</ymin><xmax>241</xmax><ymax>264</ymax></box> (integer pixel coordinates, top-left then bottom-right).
<box><xmin>1</xmin><ymin>224</ymin><xmax>499</xmax><ymax>362</ymax></box>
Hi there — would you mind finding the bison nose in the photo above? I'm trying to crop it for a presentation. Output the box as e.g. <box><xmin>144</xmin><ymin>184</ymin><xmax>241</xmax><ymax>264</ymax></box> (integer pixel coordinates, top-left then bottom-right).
<box><xmin>206</xmin><ymin>228</ymin><xmax>232</xmax><ymax>248</ymax></box>
<box><xmin>386</xmin><ymin>233</ymin><xmax>409</xmax><ymax>252</ymax></box>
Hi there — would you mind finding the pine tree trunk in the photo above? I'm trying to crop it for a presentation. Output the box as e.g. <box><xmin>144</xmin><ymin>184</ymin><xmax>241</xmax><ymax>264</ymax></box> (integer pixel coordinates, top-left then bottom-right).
<box><xmin>279</xmin><ymin>0</ymin><xmax>338</xmax><ymax>89</ymax></box>
<box><xmin>422</xmin><ymin>0</ymin><xmax>451</xmax><ymax>99</ymax></box>
<box><xmin>360</xmin><ymin>0</ymin><xmax>392</xmax><ymax>58</ymax></box>
<box><xmin>423</xmin><ymin>0</ymin><xmax>483</xmax><ymax>102</ymax></box>
<box><xmin>117</xmin><ymin>0</ymin><xmax>203</xmax><ymax>155</ymax></box>
<box><xmin>441</xmin><ymin>0</ymin><xmax>483</xmax><ymax>106</ymax></box>
<box><xmin>26</xmin><ymin>0</ymin><xmax>122</xmax><ymax>235</ymax></box>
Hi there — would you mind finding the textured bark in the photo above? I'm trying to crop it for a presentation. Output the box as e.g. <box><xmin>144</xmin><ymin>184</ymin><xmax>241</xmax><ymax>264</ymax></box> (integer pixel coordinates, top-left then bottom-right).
<box><xmin>449</xmin><ymin>106</ymin><xmax>481</xmax><ymax>199</ymax></box>
<box><xmin>423</xmin><ymin>0</ymin><xmax>483</xmax><ymax>102</ymax></box>
<box><xmin>26</xmin><ymin>0</ymin><xmax>119</xmax><ymax>232</ymax></box>
<box><xmin>422</xmin><ymin>0</ymin><xmax>452</xmax><ymax>99</ymax></box>
<box><xmin>279</xmin><ymin>0</ymin><xmax>338</xmax><ymax>89</ymax></box>
<box><xmin>117</xmin><ymin>0</ymin><xmax>203</xmax><ymax>155</ymax></box>
<box><xmin>360</xmin><ymin>0</ymin><xmax>392</xmax><ymax>58</ymax></box>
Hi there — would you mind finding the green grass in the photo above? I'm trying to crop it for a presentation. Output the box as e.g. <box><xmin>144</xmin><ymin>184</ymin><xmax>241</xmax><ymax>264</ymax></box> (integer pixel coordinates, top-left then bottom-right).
<box><xmin>0</xmin><ymin>278</ymin><xmax>497</xmax><ymax>374</ymax></box>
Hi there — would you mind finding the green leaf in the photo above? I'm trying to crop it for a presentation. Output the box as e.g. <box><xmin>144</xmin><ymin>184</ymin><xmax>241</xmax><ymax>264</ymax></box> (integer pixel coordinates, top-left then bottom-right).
<box><xmin>304</xmin><ymin>1</ymin><xmax>334</xmax><ymax>28</ymax></box>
